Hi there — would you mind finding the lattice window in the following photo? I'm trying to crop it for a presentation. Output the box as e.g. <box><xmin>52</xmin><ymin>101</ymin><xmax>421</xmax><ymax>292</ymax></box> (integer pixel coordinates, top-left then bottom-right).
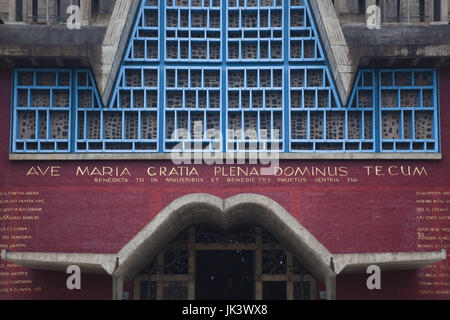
<box><xmin>379</xmin><ymin>69</ymin><xmax>439</xmax><ymax>152</ymax></box>
<box><xmin>227</xmin><ymin>0</ymin><xmax>283</xmax><ymax>61</ymax></box>
<box><xmin>165</xmin><ymin>0</ymin><xmax>221</xmax><ymax>61</ymax></box>
<box><xmin>125</xmin><ymin>0</ymin><xmax>160</xmax><ymax>62</ymax></box>
<box><xmin>164</xmin><ymin>68</ymin><xmax>222</xmax><ymax>152</ymax></box>
<box><xmin>13</xmin><ymin>69</ymin><xmax>72</xmax><ymax>153</ymax></box>
<box><xmin>227</xmin><ymin>68</ymin><xmax>284</xmax><ymax>152</ymax></box>
<box><xmin>289</xmin><ymin>0</ymin><xmax>324</xmax><ymax>61</ymax></box>
<box><xmin>10</xmin><ymin>0</ymin><xmax>441</xmax><ymax>155</ymax></box>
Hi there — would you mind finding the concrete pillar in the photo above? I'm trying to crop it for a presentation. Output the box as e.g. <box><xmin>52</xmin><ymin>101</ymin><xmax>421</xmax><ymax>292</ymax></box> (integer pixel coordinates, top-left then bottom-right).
<box><xmin>81</xmin><ymin>0</ymin><xmax>91</xmax><ymax>26</ymax></box>
<box><xmin>325</xmin><ymin>275</ymin><xmax>336</xmax><ymax>300</ymax></box>
<box><xmin>46</xmin><ymin>0</ymin><xmax>49</xmax><ymax>24</ymax></box>
<box><xmin>8</xmin><ymin>0</ymin><xmax>16</xmax><ymax>22</ymax></box>
<box><xmin>112</xmin><ymin>276</ymin><xmax>124</xmax><ymax>300</ymax></box>
<box><xmin>380</xmin><ymin>0</ymin><xmax>387</xmax><ymax>23</ymax></box>
<box><xmin>440</xmin><ymin>0</ymin><xmax>448</xmax><ymax>21</ymax></box>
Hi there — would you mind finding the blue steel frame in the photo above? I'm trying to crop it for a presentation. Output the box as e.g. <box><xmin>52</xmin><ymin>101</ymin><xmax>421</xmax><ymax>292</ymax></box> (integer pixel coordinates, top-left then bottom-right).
<box><xmin>378</xmin><ymin>68</ymin><xmax>439</xmax><ymax>153</ymax></box>
<box><xmin>125</xmin><ymin>0</ymin><xmax>160</xmax><ymax>62</ymax></box>
<box><xmin>12</xmin><ymin>69</ymin><xmax>72</xmax><ymax>153</ymax></box>
<box><xmin>164</xmin><ymin>67</ymin><xmax>222</xmax><ymax>152</ymax></box>
<box><xmin>165</xmin><ymin>0</ymin><xmax>222</xmax><ymax>62</ymax></box>
<box><xmin>227</xmin><ymin>0</ymin><xmax>283</xmax><ymax>62</ymax></box>
<box><xmin>10</xmin><ymin>0</ymin><xmax>441</xmax><ymax>154</ymax></box>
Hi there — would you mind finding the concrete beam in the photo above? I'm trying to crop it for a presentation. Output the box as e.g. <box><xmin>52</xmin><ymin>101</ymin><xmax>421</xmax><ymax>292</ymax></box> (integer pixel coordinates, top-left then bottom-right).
<box><xmin>94</xmin><ymin>0</ymin><xmax>140</xmax><ymax>106</ymax></box>
<box><xmin>8</xmin><ymin>152</ymin><xmax>443</xmax><ymax>161</ymax></box>
<box><xmin>308</xmin><ymin>0</ymin><xmax>357</xmax><ymax>106</ymax></box>
<box><xmin>1</xmin><ymin>249</ymin><xmax>118</xmax><ymax>275</ymax></box>
<box><xmin>112</xmin><ymin>276</ymin><xmax>124</xmax><ymax>300</ymax></box>
<box><xmin>333</xmin><ymin>250</ymin><xmax>447</xmax><ymax>275</ymax></box>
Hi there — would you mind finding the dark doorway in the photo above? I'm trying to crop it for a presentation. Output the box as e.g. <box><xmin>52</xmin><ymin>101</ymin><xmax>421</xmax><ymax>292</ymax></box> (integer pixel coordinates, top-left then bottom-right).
<box><xmin>195</xmin><ymin>250</ymin><xmax>255</xmax><ymax>300</ymax></box>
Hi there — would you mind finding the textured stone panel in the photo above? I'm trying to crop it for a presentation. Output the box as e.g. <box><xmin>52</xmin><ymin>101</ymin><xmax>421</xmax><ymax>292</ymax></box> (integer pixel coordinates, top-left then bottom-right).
<box><xmin>19</xmin><ymin>72</ymin><xmax>34</xmax><ymax>86</ymax></box>
<box><xmin>54</xmin><ymin>90</ymin><xmax>70</xmax><ymax>108</ymax></box>
<box><xmin>167</xmin><ymin>91</ymin><xmax>183</xmax><ymax>108</ymax></box>
<box><xmin>204</xmin><ymin>71</ymin><xmax>220</xmax><ymax>88</ymax></box>
<box><xmin>291</xmin><ymin>70</ymin><xmax>304</xmax><ymax>87</ymax></box>
<box><xmin>51</xmin><ymin>112</ymin><xmax>69</xmax><ymax>140</ymax></box>
<box><xmin>78</xmin><ymin>90</ymin><xmax>93</xmax><ymax>108</ymax></box>
<box><xmin>415</xmin><ymin>111</ymin><xmax>433</xmax><ymax>140</ymax></box>
<box><xmin>104</xmin><ymin>112</ymin><xmax>123</xmax><ymax>140</ymax></box>
<box><xmin>120</xmin><ymin>91</ymin><xmax>131</xmax><ymax>108</ymax></box>
<box><xmin>358</xmin><ymin>90</ymin><xmax>372</xmax><ymax>108</ymax></box>
<box><xmin>87</xmin><ymin>113</ymin><xmax>101</xmax><ymax>140</ymax></box>
<box><xmin>32</xmin><ymin>90</ymin><xmax>51</xmax><ymax>108</ymax></box>
<box><xmin>39</xmin><ymin>112</ymin><xmax>47</xmax><ymax>140</ymax></box>
<box><xmin>141</xmin><ymin>112</ymin><xmax>158</xmax><ymax>140</ymax></box>
<box><xmin>191</xmin><ymin>42</ymin><xmax>207</xmax><ymax>59</ymax></box>
<box><xmin>381</xmin><ymin>90</ymin><xmax>398</xmax><ymax>108</ymax></box>
<box><xmin>18</xmin><ymin>90</ymin><xmax>29</xmax><ymax>107</ymax></box>
<box><xmin>382</xmin><ymin>112</ymin><xmax>400</xmax><ymax>139</ymax></box>
<box><xmin>144</xmin><ymin>70</ymin><xmax>158</xmax><ymax>88</ymax></box>
<box><xmin>395</xmin><ymin>72</ymin><xmax>411</xmax><ymax>86</ymax></box>
<box><xmin>265</xmin><ymin>91</ymin><xmax>282</xmax><ymax>108</ymax></box>
<box><xmin>191</xmin><ymin>71</ymin><xmax>202</xmax><ymax>88</ymax></box>
<box><xmin>414</xmin><ymin>72</ymin><xmax>433</xmax><ymax>86</ymax></box>
<box><xmin>18</xmin><ymin>111</ymin><xmax>36</xmax><ymax>140</ymax></box>
<box><xmin>134</xmin><ymin>91</ymin><xmax>145</xmax><ymax>108</ymax></box>
<box><xmin>347</xmin><ymin>112</ymin><xmax>361</xmax><ymax>140</ymax></box>
<box><xmin>270</xmin><ymin>42</ymin><xmax>282</xmax><ymax>59</ymax></box>
<box><xmin>209</xmin><ymin>91</ymin><xmax>220</xmax><ymax>108</ymax></box>
<box><xmin>229</xmin><ymin>71</ymin><xmax>244</xmax><ymax>88</ymax></box>
<box><xmin>126</xmin><ymin>70</ymin><xmax>142</xmax><ymax>87</ymax></box>
<box><xmin>326</xmin><ymin>112</ymin><xmax>345</xmax><ymax>140</ymax></box>
<box><xmin>364</xmin><ymin>112</ymin><xmax>373</xmax><ymax>139</ymax></box>
<box><xmin>310</xmin><ymin>112</ymin><xmax>323</xmax><ymax>139</ymax></box>
<box><xmin>37</xmin><ymin>72</ymin><xmax>56</xmax><ymax>87</ymax></box>
<box><xmin>252</xmin><ymin>91</ymin><xmax>263</xmax><ymax>108</ymax></box>
<box><xmin>242</xmin><ymin>42</ymin><xmax>258</xmax><ymax>59</ymax></box>
<box><xmin>401</xmin><ymin>90</ymin><xmax>419</xmax><ymax>108</ymax></box>
<box><xmin>291</xmin><ymin>112</ymin><xmax>307</xmax><ymax>140</ymax></box>
<box><xmin>147</xmin><ymin>91</ymin><xmax>158</xmax><ymax>108</ymax></box>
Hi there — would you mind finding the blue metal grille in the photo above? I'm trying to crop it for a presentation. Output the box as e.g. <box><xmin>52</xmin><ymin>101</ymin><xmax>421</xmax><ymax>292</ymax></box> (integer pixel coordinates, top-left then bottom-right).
<box><xmin>227</xmin><ymin>67</ymin><xmax>284</xmax><ymax>152</ymax></box>
<box><xmin>164</xmin><ymin>67</ymin><xmax>222</xmax><ymax>152</ymax></box>
<box><xmin>227</xmin><ymin>0</ymin><xmax>283</xmax><ymax>61</ymax></box>
<box><xmin>10</xmin><ymin>0</ymin><xmax>441</xmax><ymax>155</ymax></box>
<box><xmin>125</xmin><ymin>0</ymin><xmax>160</xmax><ymax>62</ymax></box>
<box><xmin>378</xmin><ymin>69</ymin><xmax>439</xmax><ymax>152</ymax></box>
<box><xmin>12</xmin><ymin>69</ymin><xmax>72</xmax><ymax>153</ymax></box>
<box><xmin>76</xmin><ymin>68</ymin><xmax>159</xmax><ymax>152</ymax></box>
<box><xmin>166</xmin><ymin>0</ymin><xmax>221</xmax><ymax>62</ymax></box>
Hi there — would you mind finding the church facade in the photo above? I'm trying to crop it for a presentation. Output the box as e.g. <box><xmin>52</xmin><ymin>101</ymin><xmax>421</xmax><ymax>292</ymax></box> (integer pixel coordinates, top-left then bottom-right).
<box><xmin>0</xmin><ymin>0</ymin><xmax>450</xmax><ymax>300</ymax></box>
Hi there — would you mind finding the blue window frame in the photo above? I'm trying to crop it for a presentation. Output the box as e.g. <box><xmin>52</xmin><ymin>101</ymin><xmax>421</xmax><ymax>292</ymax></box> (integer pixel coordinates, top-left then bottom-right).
<box><xmin>378</xmin><ymin>69</ymin><xmax>439</xmax><ymax>152</ymax></box>
<box><xmin>9</xmin><ymin>0</ymin><xmax>441</xmax><ymax>155</ymax></box>
<box><xmin>164</xmin><ymin>67</ymin><xmax>222</xmax><ymax>152</ymax></box>
<box><xmin>12</xmin><ymin>69</ymin><xmax>72</xmax><ymax>153</ymax></box>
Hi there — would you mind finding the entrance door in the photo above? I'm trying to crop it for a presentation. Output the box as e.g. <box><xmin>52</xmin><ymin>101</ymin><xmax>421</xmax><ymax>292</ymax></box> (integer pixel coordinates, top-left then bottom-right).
<box><xmin>196</xmin><ymin>250</ymin><xmax>254</xmax><ymax>300</ymax></box>
<box><xmin>133</xmin><ymin>225</ymin><xmax>317</xmax><ymax>300</ymax></box>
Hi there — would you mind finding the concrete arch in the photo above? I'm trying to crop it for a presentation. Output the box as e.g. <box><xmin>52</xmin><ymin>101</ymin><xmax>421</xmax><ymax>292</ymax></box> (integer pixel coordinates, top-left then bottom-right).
<box><xmin>113</xmin><ymin>193</ymin><xmax>335</xmax><ymax>288</ymax></box>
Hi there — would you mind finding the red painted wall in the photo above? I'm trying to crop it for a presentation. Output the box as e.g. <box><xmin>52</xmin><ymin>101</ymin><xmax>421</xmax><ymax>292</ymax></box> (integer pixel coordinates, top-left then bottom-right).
<box><xmin>0</xmin><ymin>68</ymin><xmax>449</xmax><ymax>300</ymax></box>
